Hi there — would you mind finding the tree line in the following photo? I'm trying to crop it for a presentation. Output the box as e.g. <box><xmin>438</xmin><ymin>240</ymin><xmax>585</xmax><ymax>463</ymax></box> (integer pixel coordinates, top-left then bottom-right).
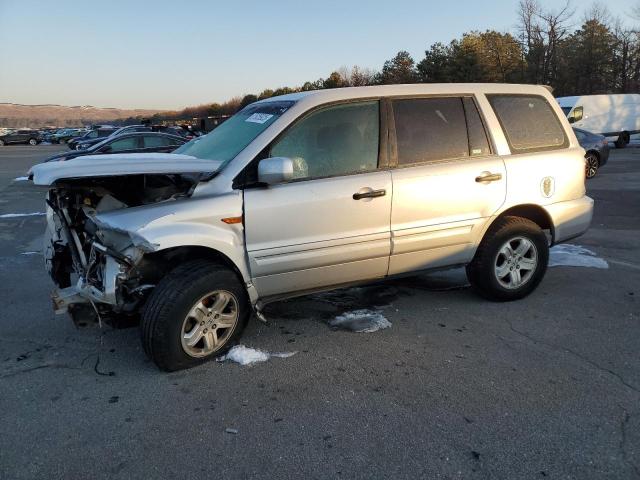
<box><xmin>148</xmin><ymin>1</ymin><xmax>640</xmax><ymax>124</ymax></box>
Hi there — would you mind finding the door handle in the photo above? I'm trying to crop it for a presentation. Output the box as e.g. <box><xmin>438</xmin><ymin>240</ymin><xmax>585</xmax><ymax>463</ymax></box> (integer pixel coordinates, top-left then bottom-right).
<box><xmin>353</xmin><ymin>189</ymin><xmax>386</xmax><ymax>200</ymax></box>
<box><xmin>475</xmin><ymin>172</ymin><xmax>502</xmax><ymax>183</ymax></box>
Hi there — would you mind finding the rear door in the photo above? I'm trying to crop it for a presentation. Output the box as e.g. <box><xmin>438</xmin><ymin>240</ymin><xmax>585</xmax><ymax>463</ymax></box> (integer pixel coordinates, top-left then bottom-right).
<box><xmin>243</xmin><ymin>100</ymin><xmax>392</xmax><ymax>298</ymax></box>
<box><xmin>16</xmin><ymin>130</ymin><xmax>30</xmax><ymax>143</ymax></box>
<box><xmin>388</xmin><ymin>96</ymin><xmax>506</xmax><ymax>275</ymax></box>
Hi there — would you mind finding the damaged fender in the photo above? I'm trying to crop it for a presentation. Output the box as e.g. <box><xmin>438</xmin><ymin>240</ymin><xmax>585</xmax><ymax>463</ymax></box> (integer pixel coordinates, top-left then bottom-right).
<box><xmin>92</xmin><ymin>191</ymin><xmax>256</xmax><ymax>301</ymax></box>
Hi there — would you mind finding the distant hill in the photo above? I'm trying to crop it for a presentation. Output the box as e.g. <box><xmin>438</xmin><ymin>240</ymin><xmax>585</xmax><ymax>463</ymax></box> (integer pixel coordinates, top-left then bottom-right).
<box><xmin>0</xmin><ymin>103</ymin><xmax>163</xmax><ymax>128</ymax></box>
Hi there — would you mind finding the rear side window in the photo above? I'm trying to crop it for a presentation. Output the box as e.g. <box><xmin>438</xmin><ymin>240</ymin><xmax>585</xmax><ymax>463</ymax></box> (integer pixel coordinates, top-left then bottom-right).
<box><xmin>108</xmin><ymin>136</ymin><xmax>139</xmax><ymax>152</ymax></box>
<box><xmin>488</xmin><ymin>95</ymin><xmax>568</xmax><ymax>153</ymax></box>
<box><xmin>463</xmin><ymin>97</ymin><xmax>491</xmax><ymax>156</ymax></box>
<box><xmin>392</xmin><ymin>97</ymin><xmax>469</xmax><ymax>165</ymax></box>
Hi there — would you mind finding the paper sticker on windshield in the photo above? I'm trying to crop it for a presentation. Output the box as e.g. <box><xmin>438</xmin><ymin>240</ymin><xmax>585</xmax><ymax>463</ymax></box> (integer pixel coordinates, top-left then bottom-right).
<box><xmin>246</xmin><ymin>113</ymin><xmax>273</xmax><ymax>124</ymax></box>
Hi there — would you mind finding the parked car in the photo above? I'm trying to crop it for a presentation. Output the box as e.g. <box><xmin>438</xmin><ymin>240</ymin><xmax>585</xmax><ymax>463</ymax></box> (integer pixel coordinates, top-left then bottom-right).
<box><xmin>74</xmin><ymin>124</ymin><xmax>150</xmax><ymax>150</ymax></box>
<box><xmin>573</xmin><ymin>127</ymin><xmax>610</xmax><ymax>179</ymax></box>
<box><xmin>0</xmin><ymin>129</ymin><xmax>41</xmax><ymax>146</ymax></box>
<box><xmin>557</xmin><ymin>94</ymin><xmax>640</xmax><ymax>148</ymax></box>
<box><xmin>151</xmin><ymin>125</ymin><xmax>196</xmax><ymax>139</ymax></box>
<box><xmin>38</xmin><ymin>128</ymin><xmax>60</xmax><ymax>143</ymax></box>
<box><xmin>31</xmin><ymin>84</ymin><xmax>593</xmax><ymax>371</ymax></box>
<box><xmin>42</xmin><ymin>132</ymin><xmax>187</xmax><ymax>162</ymax></box>
<box><xmin>52</xmin><ymin>128</ymin><xmax>86</xmax><ymax>144</ymax></box>
<box><xmin>67</xmin><ymin>127</ymin><xmax>117</xmax><ymax>150</ymax></box>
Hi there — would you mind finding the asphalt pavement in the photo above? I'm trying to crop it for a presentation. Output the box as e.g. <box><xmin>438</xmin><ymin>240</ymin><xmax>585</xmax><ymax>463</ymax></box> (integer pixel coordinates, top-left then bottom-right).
<box><xmin>0</xmin><ymin>144</ymin><xmax>638</xmax><ymax>479</ymax></box>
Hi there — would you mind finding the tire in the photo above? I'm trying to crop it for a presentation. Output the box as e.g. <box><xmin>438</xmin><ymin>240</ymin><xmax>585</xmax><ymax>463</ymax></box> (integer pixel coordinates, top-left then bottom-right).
<box><xmin>28</xmin><ymin>138</ymin><xmax>38</xmax><ymax>146</ymax></box>
<box><xmin>585</xmin><ymin>151</ymin><xmax>599</xmax><ymax>179</ymax></box>
<box><xmin>0</xmin><ymin>140</ymin><xmax>4</xmax><ymax>146</ymax></box>
<box><xmin>59</xmin><ymin>139</ymin><xmax>66</xmax><ymax>145</ymax></box>
<box><xmin>466</xmin><ymin>216</ymin><xmax>549</xmax><ymax>302</ymax></box>
<box><xmin>141</xmin><ymin>260</ymin><xmax>250</xmax><ymax>371</ymax></box>
<box><xmin>615</xmin><ymin>132</ymin><xmax>630</xmax><ymax>149</ymax></box>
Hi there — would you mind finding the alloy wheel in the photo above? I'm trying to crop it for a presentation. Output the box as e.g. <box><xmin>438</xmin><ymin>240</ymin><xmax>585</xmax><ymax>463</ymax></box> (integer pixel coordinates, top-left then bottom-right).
<box><xmin>585</xmin><ymin>154</ymin><xmax>599</xmax><ymax>179</ymax></box>
<box><xmin>180</xmin><ymin>290</ymin><xmax>239</xmax><ymax>358</ymax></box>
<box><xmin>494</xmin><ymin>237</ymin><xmax>538</xmax><ymax>289</ymax></box>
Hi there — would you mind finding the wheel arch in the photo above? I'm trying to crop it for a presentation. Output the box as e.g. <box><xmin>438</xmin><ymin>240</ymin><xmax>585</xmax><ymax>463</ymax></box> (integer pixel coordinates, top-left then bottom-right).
<box><xmin>142</xmin><ymin>245</ymin><xmax>247</xmax><ymax>285</ymax></box>
<box><xmin>585</xmin><ymin>149</ymin><xmax>600</xmax><ymax>163</ymax></box>
<box><xmin>483</xmin><ymin>204</ymin><xmax>555</xmax><ymax>244</ymax></box>
<box><xmin>137</xmin><ymin>244</ymin><xmax>261</xmax><ymax>315</ymax></box>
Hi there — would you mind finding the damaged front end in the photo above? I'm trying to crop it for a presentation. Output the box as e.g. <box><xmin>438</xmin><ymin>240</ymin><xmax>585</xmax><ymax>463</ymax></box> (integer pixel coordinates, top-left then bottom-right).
<box><xmin>43</xmin><ymin>174</ymin><xmax>198</xmax><ymax>326</ymax></box>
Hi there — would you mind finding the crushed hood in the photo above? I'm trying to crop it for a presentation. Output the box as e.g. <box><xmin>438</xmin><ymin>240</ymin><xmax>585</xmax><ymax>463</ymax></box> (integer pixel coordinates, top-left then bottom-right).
<box><xmin>30</xmin><ymin>153</ymin><xmax>223</xmax><ymax>185</ymax></box>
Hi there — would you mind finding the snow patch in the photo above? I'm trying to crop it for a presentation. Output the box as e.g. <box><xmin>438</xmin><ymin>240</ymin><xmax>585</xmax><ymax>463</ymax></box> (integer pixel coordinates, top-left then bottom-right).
<box><xmin>0</xmin><ymin>212</ymin><xmax>45</xmax><ymax>218</ymax></box>
<box><xmin>329</xmin><ymin>309</ymin><xmax>392</xmax><ymax>333</ymax></box>
<box><xmin>13</xmin><ymin>176</ymin><xmax>29</xmax><ymax>182</ymax></box>
<box><xmin>549</xmin><ymin>244</ymin><xmax>608</xmax><ymax>269</ymax></box>
<box><xmin>218</xmin><ymin>345</ymin><xmax>297</xmax><ymax>366</ymax></box>
<box><xmin>20</xmin><ymin>251</ymin><xmax>39</xmax><ymax>256</ymax></box>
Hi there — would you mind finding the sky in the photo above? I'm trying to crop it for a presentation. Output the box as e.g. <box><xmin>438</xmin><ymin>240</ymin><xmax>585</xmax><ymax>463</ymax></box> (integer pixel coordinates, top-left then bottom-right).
<box><xmin>0</xmin><ymin>0</ymin><xmax>635</xmax><ymax>110</ymax></box>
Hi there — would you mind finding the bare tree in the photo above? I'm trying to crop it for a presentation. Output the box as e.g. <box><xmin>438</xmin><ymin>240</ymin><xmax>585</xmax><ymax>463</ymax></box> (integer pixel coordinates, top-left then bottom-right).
<box><xmin>538</xmin><ymin>1</ymin><xmax>576</xmax><ymax>85</ymax></box>
<box><xmin>517</xmin><ymin>0</ymin><xmax>575</xmax><ymax>85</ymax></box>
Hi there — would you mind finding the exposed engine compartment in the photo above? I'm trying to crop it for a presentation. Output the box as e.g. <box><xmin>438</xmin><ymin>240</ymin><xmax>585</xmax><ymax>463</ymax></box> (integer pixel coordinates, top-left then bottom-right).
<box><xmin>45</xmin><ymin>173</ymin><xmax>200</xmax><ymax>323</ymax></box>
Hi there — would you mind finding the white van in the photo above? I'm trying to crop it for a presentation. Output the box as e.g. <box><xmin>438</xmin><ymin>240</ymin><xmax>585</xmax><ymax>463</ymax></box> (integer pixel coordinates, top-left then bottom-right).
<box><xmin>557</xmin><ymin>94</ymin><xmax>640</xmax><ymax>148</ymax></box>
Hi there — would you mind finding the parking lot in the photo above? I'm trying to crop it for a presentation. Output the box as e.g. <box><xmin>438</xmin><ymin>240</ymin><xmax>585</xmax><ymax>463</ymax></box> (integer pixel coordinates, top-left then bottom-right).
<box><xmin>0</xmin><ymin>145</ymin><xmax>638</xmax><ymax>479</ymax></box>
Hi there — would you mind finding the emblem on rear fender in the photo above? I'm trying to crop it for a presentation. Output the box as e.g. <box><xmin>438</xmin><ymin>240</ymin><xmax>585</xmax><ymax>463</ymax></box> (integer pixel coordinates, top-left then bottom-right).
<box><xmin>541</xmin><ymin>177</ymin><xmax>555</xmax><ymax>198</ymax></box>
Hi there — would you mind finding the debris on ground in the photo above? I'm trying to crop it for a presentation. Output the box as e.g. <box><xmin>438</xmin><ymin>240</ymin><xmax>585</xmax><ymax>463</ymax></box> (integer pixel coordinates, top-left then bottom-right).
<box><xmin>549</xmin><ymin>244</ymin><xmax>608</xmax><ymax>269</ymax></box>
<box><xmin>329</xmin><ymin>309</ymin><xmax>392</xmax><ymax>333</ymax></box>
<box><xmin>218</xmin><ymin>345</ymin><xmax>297</xmax><ymax>366</ymax></box>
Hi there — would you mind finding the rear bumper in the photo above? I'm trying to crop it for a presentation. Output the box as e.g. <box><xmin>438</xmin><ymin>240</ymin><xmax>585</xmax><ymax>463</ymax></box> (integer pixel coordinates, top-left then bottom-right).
<box><xmin>545</xmin><ymin>196</ymin><xmax>594</xmax><ymax>245</ymax></box>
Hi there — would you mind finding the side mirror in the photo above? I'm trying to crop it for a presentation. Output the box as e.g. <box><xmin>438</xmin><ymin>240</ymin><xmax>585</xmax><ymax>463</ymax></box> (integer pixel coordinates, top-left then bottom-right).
<box><xmin>258</xmin><ymin>157</ymin><xmax>294</xmax><ymax>185</ymax></box>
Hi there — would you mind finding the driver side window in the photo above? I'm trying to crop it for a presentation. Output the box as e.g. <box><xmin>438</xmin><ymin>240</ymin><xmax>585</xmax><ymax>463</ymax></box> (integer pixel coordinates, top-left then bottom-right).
<box><xmin>270</xmin><ymin>101</ymin><xmax>379</xmax><ymax>180</ymax></box>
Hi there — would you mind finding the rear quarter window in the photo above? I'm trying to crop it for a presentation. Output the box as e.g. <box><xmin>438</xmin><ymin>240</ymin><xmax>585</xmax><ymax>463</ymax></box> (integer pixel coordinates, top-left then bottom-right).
<box><xmin>488</xmin><ymin>94</ymin><xmax>568</xmax><ymax>153</ymax></box>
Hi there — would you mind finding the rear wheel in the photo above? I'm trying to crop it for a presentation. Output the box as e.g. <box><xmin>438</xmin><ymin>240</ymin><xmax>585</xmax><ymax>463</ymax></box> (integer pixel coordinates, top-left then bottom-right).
<box><xmin>585</xmin><ymin>152</ymin><xmax>600</xmax><ymax>179</ymax></box>
<box><xmin>0</xmin><ymin>139</ymin><xmax>4</xmax><ymax>146</ymax></box>
<box><xmin>615</xmin><ymin>132</ymin><xmax>630</xmax><ymax>149</ymax></box>
<box><xmin>141</xmin><ymin>260</ymin><xmax>250</xmax><ymax>371</ymax></box>
<box><xmin>28</xmin><ymin>138</ymin><xmax>38</xmax><ymax>146</ymax></box>
<box><xmin>466</xmin><ymin>216</ymin><xmax>549</xmax><ymax>301</ymax></box>
<box><xmin>59</xmin><ymin>138</ymin><xmax>66</xmax><ymax>145</ymax></box>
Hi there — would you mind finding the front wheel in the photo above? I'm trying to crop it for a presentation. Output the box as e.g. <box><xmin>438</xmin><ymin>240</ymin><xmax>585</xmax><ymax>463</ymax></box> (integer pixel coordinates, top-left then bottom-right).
<box><xmin>466</xmin><ymin>216</ymin><xmax>549</xmax><ymax>301</ymax></box>
<box><xmin>141</xmin><ymin>260</ymin><xmax>250</xmax><ymax>371</ymax></box>
<box><xmin>585</xmin><ymin>152</ymin><xmax>599</xmax><ymax>179</ymax></box>
<box><xmin>28</xmin><ymin>138</ymin><xmax>38</xmax><ymax>146</ymax></box>
<box><xmin>0</xmin><ymin>139</ymin><xmax>4</xmax><ymax>146</ymax></box>
<box><xmin>59</xmin><ymin>139</ymin><xmax>66</xmax><ymax>145</ymax></box>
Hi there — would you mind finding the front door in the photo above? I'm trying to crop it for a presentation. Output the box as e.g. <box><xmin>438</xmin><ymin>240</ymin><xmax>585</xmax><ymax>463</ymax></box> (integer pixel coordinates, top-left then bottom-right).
<box><xmin>244</xmin><ymin>100</ymin><xmax>392</xmax><ymax>298</ymax></box>
<box><xmin>388</xmin><ymin>96</ymin><xmax>507</xmax><ymax>275</ymax></box>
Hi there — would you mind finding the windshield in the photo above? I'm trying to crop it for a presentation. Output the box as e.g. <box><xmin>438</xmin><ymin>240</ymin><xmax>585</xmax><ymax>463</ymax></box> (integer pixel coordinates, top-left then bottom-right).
<box><xmin>174</xmin><ymin>100</ymin><xmax>295</xmax><ymax>165</ymax></box>
<box><xmin>107</xmin><ymin>126</ymin><xmax>130</xmax><ymax>139</ymax></box>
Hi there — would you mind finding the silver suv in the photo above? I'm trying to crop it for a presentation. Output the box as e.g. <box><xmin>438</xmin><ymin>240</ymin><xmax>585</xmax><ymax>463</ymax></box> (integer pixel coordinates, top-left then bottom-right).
<box><xmin>31</xmin><ymin>84</ymin><xmax>593</xmax><ymax>371</ymax></box>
